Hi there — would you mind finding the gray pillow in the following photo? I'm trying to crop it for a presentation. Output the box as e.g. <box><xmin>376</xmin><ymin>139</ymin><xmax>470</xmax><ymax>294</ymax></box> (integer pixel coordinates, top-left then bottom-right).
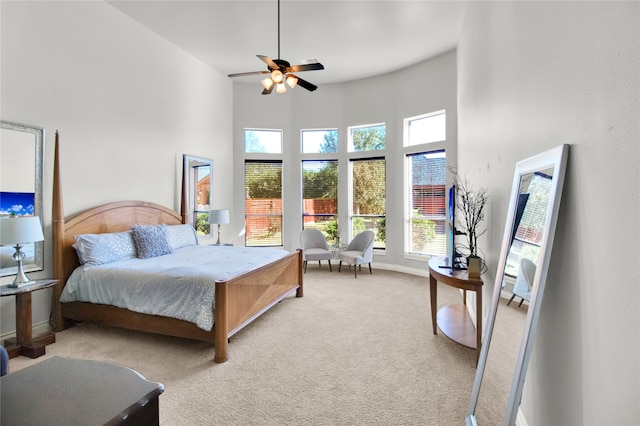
<box><xmin>131</xmin><ymin>224</ymin><xmax>173</xmax><ymax>259</ymax></box>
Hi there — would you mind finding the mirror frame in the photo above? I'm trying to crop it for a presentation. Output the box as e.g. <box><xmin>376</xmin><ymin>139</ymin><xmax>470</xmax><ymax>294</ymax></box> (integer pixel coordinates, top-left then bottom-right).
<box><xmin>466</xmin><ymin>144</ymin><xmax>569</xmax><ymax>425</ymax></box>
<box><xmin>0</xmin><ymin>120</ymin><xmax>45</xmax><ymax>277</ymax></box>
<box><xmin>182</xmin><ymin>154</ymin><xmax>214</xmax><ymax>241</ymax></box>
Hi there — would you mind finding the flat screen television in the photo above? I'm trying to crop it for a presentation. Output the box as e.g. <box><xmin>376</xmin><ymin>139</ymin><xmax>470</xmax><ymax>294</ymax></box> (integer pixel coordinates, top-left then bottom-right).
<box><xmin>442</xmin><ymin>184</ymin><xmax>464</xmax><ymax>270</ymax></box>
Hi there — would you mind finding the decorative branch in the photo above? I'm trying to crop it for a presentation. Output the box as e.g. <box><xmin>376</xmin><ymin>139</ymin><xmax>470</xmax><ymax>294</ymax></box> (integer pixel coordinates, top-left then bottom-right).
<box><xmin>449</xmin><ymin>167</ymin><xmax>489</xmax><ymax>257</ymax></box>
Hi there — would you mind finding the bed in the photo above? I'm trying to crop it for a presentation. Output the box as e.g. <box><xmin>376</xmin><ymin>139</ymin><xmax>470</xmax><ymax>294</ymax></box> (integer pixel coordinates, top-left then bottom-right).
<box><xmin>49</xmin><ymin>140</ymin><xmax>303</xmax><ymax>363</ymax></box>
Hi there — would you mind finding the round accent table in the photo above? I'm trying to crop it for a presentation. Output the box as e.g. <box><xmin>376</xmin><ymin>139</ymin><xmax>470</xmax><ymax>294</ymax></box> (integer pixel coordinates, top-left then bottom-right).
<box><xmin>428</xmin><ymin>257</ymin><xmax>483</xmax><ymax>364</ymax></box>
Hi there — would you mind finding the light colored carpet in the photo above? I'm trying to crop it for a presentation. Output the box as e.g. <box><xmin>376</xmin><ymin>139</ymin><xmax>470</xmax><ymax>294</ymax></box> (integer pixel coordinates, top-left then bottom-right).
<box><xmin>10</xmin><ymin>267</ymin><xmax>523</xmax><ymax>425</ymax></box>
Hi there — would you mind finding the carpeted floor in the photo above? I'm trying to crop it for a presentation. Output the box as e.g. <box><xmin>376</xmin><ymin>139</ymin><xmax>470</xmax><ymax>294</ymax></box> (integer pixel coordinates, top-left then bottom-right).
<box><xmin>9</xmin><ymin>267</ymin><xmax>524</xmax><ymax>425</ymax></box>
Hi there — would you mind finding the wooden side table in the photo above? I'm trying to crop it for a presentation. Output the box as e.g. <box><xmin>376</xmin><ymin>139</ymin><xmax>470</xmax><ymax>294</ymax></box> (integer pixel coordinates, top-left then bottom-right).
<box><xmin>428</xmin><ymin>257</ymin><xmax>483</xmax><ymax>363</ymax></box>
<box><xmin>1</xmin><ymin>356</ymin><xmax>164</xmax><ymax>425</ymax></box>
<box><xmin>0</xmin><ymin>279</ymin><xmax>58</xmax><ymax>359</ymax></box>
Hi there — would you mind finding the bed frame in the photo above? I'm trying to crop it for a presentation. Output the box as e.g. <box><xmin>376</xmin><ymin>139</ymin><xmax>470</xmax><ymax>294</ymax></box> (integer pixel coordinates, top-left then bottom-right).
<box><xmin>49</xmin><ymin>135</ymin><xmax>303</xmax><ymax>363</ymax></box>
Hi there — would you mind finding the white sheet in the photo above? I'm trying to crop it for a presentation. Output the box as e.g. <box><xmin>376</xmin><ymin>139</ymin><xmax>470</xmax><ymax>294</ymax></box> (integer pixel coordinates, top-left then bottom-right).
<box><xmin>60</xmin><ymin>245</ymin><xmax>291</xmax><ymax>331</ymax></box>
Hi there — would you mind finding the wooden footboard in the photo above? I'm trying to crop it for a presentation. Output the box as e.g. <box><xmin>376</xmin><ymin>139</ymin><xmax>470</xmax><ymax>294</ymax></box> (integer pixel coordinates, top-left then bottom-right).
<box><xmin>214</xmin><ymin>249</ymin><xmax>303</xmax><ymax>363</ymax></box>
<box><xmin>51</xmin><ymin>133</ymin><xmax>303</xmax><ymax>363</ymax></box>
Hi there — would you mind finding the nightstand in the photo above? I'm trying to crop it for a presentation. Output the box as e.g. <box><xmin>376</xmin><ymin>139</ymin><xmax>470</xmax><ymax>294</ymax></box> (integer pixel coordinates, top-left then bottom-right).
<box><xmin>0</xmin><ymin>279</ymin><xmax>58</xmax><ymax>359</ymax></box>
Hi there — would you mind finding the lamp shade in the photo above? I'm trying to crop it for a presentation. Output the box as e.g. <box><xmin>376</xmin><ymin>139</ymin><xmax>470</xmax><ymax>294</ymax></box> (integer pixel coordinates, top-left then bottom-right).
<box><xmin>0</xmin><ymin>216</ymin><xmax>45</xmax><ymax>245</ymax></box>
<box><xmin>209</xmin><ymin>209</ymin><xmax>229</xmax><ymax>225</ymax></box>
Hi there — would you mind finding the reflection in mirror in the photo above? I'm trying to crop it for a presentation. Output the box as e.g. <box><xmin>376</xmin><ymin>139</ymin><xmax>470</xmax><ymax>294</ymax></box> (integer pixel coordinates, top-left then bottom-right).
<box><xmin>0</xmin><ymin>121</ymin><xmax>44</xmax><ymax>277</ymax></box>
<box><xmin>467</xmin><ymin>145</ymin><xmax>569</xmax><ymax>425</ymax></box>
<box><xmin>182</xmin><ymin>154</ymin><xmax>213</xmax><ymax>240</ymax></box>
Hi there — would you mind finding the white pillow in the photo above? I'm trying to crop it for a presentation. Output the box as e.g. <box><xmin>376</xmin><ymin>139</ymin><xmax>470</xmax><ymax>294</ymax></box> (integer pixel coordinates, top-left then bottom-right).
<box><xmin>74</xmin><ymin>231</ymin><xmax>137</xmax><ymax>267</ymax></box>
<box><xmin>165</xmin><ymin>224</ymin><xmax>198</xmax><ymax>251</ymax></box>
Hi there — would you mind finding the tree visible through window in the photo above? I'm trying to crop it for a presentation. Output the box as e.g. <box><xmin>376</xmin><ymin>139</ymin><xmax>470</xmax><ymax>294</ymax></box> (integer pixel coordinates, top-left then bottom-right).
<box><xmin>302</xmin><ymin>160</ymin><xmax>338</xmax><ymax>243</ymax></box>
<box><xmin>245</xmin><ymin>161</ymin><xmax>283</xmax><ymax>246</ymax></box>
<box><xmin>348</xmin><ymin>124</ymin><xmax>386</xmax><ymax>248</ymax></box>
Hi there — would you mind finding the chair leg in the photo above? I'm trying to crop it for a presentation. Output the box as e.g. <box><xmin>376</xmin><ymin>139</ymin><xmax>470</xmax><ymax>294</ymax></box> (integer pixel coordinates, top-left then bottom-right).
<box><xmin>303</xmin><ymin>260</ymin><xmax>307</xmax><ymax>273</ymax></box>
<box><xmin>328</xmin><ymin>260</ymin><xmax>332</xmax><ymax>272</ymax></box>
<box><xmin>518</xmin><ymin>298</ymin><xmax>525</xmax><ymax>307</ymax></box>
<box><xmin>368</xmin><ymin>263</ymin><xmax>372</xmax><ymax>274</ymax></box>
<box><xmin>338</xmin><ymin>261</ymin><xmax>342</xmax><ymax>272</ymax></box>
<box><xmin>507</xmin><ymin>294</ymin><xmax>516</xmax><ymax>306</ymax></box>
<box><xmin>354</xmin><ymin>265</ymin><xmax>357</xmax><ymax>278</ymax></box>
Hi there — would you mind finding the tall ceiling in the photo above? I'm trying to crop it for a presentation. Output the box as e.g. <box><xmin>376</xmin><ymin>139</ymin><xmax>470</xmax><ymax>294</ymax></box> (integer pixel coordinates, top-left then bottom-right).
<box><xmin>107</xmin><ymin>1</ymin><xmax>467</xmax><ymax>85</ymax></box>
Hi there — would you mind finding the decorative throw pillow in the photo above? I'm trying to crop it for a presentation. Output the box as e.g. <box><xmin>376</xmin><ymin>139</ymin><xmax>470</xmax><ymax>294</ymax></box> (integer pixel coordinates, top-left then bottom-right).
<box><xmin>165</xmin><ymin>224</ymin><xmax>198</xmax><ymax>251</ymax></box>
<box><xmin>74</xmin><ymin>231</ymin><xmax>137</xmax><ymax>267</ymax></box>
<box><xmin>131</xmin><ymin>224</ymin><xmax>173</xmax><ymax>259</ymax></box>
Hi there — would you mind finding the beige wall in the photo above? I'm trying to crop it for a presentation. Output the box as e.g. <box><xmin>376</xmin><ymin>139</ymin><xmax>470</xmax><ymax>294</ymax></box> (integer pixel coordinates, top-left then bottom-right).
<box><xmin>458</xmin><ymin>1</ymin><xmax>639</xmax><ymax>423</ymax></box>
<box><xmin>0</xmin><ymin>1</ymin><xmax>234</xmax><ymax>334</ymax></box>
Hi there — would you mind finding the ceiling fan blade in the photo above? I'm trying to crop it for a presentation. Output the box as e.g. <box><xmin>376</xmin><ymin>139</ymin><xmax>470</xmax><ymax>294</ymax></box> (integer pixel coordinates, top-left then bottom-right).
<box><xmin>257</xmin><ymin>55</ymin><xmax>279</xmax><ymax>70</ymax></box>
<box><xmin>262</xmin><ymin>85</ymin><xmax>274</xmax><ymax>95</ymax></box>
<box><xmin>228</xmin><ymin>70</ymin><xmax>270</xmax><ymax>77</ymax></box>
<box><xmin>287</xmin><ymin>62</ymin><xmax>325</xmax><ymax>73</ymax></box>
<box><xmin>295</xmin><ymin>76</ymin><xmax>318</xmax><ymax>92</ymax></box>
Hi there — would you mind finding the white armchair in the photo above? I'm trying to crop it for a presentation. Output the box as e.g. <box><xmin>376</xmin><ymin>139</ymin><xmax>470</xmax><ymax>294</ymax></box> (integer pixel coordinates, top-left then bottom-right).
<box><xmin>337</xmin><ymin>230</ymin><xmax>375</xmax><ymax>278</ymax></box>
<box><xmin>300</xmin><ymin>229</ymin><xmax>333</xmax><ymax>272</ymax></box>
<box><xmin>507</xmin><ymin>258</ymin><xmax>536</xmax><ymax>307</ymax></box>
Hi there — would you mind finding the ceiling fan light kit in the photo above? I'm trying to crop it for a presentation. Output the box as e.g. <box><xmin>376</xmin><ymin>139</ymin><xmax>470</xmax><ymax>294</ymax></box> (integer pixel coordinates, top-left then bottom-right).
<box><xmin>227</xmin><ymin>0</ymin><xmax>324</xmax><ymax>95</ymax></box>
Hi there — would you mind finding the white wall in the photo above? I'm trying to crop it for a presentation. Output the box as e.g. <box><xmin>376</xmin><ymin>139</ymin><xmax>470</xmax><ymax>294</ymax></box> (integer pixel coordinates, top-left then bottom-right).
<box><xmin>232</xmin><ymin>50</ymin><xmax>458</xmax><ymax>271</ymax></box>
<box><xmin>0</xmin><ymin>1</ymin><xmax>234</xmax><ymax>335</ymax></box>
<box><xmin>458</xmin><ymin>1</ymin><xmax>639</xmax><ymax>424</ymax></box>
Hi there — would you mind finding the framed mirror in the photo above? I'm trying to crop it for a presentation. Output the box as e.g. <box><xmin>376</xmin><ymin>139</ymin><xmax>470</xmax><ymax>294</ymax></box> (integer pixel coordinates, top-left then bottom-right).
<box><xmin>466</xmin><ymin>144</ymin><xmax>569</xmax><ymax>425</ymax></box>
<box><xmin>0</xmin><ymin>120</ymin><xmax>45</xmax><ymax>277</ymax></box>
<box><xmin>182</xmin><ymin>154</ymin><xmax>213</xmax><ymax>240</ymax></box>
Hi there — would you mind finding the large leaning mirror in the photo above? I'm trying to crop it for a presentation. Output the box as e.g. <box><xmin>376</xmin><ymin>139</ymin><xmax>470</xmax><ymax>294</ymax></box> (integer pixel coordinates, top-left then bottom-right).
<box><xmin>466</xmin><ymin>144</ymin><xmax>569</xmax><ymax>425</ymax></box>
<box><xmin>0</xmin><ymin>120</ymin><xmax>45</xmax><ymax>277</ymax></box>
<box><xmin>182</xmin><ymin>154</ymin><xmax>213</xmax><ymax>240</ymax></box>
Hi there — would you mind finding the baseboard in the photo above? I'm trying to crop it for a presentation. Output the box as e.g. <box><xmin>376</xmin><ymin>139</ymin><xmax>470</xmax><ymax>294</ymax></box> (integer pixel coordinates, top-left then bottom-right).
<box><xmin>1</xmin><ymin>320</ymin><xmax>51</xmax><ymax>343</ymax></box>
<box><xmin>371</xmin><ymin>261</ymin><xmax>428</xmax><ymax>278</ymax></box>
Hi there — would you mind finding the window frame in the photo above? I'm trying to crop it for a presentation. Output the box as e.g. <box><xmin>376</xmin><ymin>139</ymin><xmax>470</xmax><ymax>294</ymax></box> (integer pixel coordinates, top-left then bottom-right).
<box><xmin>403</xmin><ymin>110</ymin><xmax>446</xmax><ymax>147</ymax></box>
<box><xmin>348</xmin><ymin>155</ymin><xmax>386</xmax><ymax>250</ymax></box>
<box><xmin>244</xmin><ymin>159</ymin><xmax>284</xmax><ymax>247</ymax></box>
<box><xmin>404</xmin><ymin>149</ymin><xmax>447</xmax><ymax>257</ymax></box>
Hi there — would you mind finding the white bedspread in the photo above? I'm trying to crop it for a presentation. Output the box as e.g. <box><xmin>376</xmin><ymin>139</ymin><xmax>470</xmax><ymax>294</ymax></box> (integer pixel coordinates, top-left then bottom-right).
<box><xmin>60</xmin><ymin>245</ymin><xmax>291</xmax><ymax>331</ymax></box>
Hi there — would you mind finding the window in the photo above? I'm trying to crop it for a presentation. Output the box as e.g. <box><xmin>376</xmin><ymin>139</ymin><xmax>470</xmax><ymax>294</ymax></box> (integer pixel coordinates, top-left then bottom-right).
<box><xmin>244</xmin><ymin>129</ymin><xmax>282</xmax><ymax>154</ymax></box>
<box><xmin>302</xmin><ymin>160</ymin><xmax>339</xmax><ymax>243</ymax></box>
<box><xmin>183</xmin><ymin>155</ymin><xmax>212</xmax><ymax>239</ymax></box>
<box><xmin>302</xmin><ymin>129</ymin><xmax>338</xmax><ymax>154</ymax></box>
<box><xmin>350</xmin><ymin>157</ymin><xmax>386</xmax><ymax>249</ymax></box>
<box><xmin>405</xmin><ymin>150</ymin><xmax>447</xmax><ymax>256</ymax></box>
<box><xmin>404</xmin><ymin>110</ymin><xmax>446</xmax><ymax>146</ymax></box>
<box><xmin>348</xmin><ymin>124</ymin><xmax>385</xmax><ymax>152</ymax></box>
<box><xmin>244</xmin><ymin>161</ymin><xmax>283</xmax><ymax>246</ymax></box>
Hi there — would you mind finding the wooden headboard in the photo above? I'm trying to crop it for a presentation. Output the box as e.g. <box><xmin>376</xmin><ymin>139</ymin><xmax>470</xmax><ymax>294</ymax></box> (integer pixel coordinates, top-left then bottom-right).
<box><xmin>50</xmin><ymin>133</ymin><xmax>186</xmax><ymax>331</ymax></box>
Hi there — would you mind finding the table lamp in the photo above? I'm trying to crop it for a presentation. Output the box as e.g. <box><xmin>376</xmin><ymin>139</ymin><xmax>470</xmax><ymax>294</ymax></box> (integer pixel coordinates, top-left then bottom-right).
<box><xmin>0</xmin><ymin>216</ymin><xmax>45</xmax><ymax>287</ymax></box>
<box><xmin>209</xmin><ymin>209</ymin><xmax>229</xmax><ymax>245</ymax></box>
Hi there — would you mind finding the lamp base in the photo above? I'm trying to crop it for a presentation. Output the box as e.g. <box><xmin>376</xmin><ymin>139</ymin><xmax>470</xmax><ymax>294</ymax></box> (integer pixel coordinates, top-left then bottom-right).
<box><xmin>9</xmin><ymin>245</ymin><xmax>33</xmax><ymax>288</ymax></box>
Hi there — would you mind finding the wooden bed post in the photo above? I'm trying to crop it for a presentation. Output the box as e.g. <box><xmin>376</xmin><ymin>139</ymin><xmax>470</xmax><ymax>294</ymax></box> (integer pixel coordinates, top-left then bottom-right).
<box><xmin>296</xmin><ymin>249</ymin><xmax>304</xmax><ymax>298</ymax></box>
<box><xmin>51</xmin><ymin>131</ymin><xmax>66</xmax><ymax>332</ymax></box>
<box><xmin>214</xmin><ymin>280</ymin><xmax>228</xmax><ymax>363</ymax></box>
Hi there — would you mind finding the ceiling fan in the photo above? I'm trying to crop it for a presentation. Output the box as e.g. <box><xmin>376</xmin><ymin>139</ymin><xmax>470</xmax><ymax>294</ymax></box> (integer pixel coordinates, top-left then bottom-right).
<box><xmin>227</xmin><ymin>0</ymin><xmax>324</xmax><ymax>95</ymax></box>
